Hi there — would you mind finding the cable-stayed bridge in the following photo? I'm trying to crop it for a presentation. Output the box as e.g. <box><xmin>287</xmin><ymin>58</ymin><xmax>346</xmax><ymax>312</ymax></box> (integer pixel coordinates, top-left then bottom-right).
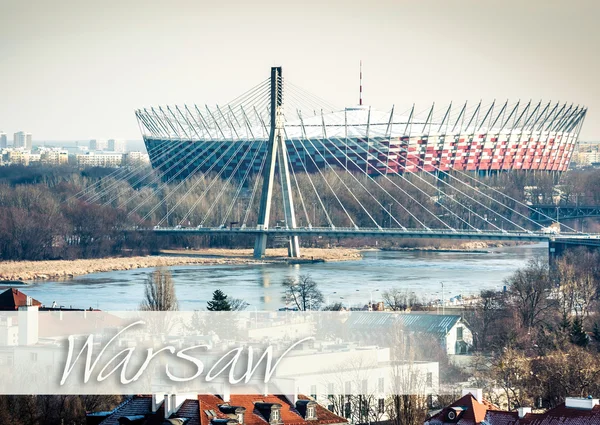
<box><xmin>70</xmin><ymin>67</ymin><xmax>598</xmax><ymax>258</ymax></box>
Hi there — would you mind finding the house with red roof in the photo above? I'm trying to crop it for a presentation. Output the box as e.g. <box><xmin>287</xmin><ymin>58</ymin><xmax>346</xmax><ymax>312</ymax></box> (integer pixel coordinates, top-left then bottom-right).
<box><xmin>87</xmin><ymin>393</ymin><xmax>348</xmax><ymax>425</ymax></box>
<box><xmin>426</xmin><ymin>389</ymin><xmax>600</xmax><ymax>425</ymax></box>
<box><xmin>0</xmin><ymin>288</ymin><xmax>42</xmax><ymax>311</ymax></box>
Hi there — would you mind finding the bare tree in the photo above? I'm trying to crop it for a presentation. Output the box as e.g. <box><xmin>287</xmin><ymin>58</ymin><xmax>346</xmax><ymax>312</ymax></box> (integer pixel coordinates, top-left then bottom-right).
<box><xmin>140</xmin><ymin>268</ymin><xmax>179</xmax><ymax>311</ymax></box>
<box><xmin>325</xmin><ymin>355</ymin><xmax>388</xmax><ymax>425</ymax></box>
<box><xmin>387</xmin><ymin>357</ymin><xmax>430</xmax><ymax>425</ymax></box>
<box><xmin>469</xmin><ymin>289</ymin><xmax>506</xmax><ymax>352</ymax></box>
<box><xmin>230</xmin><ymin>297</ymin><xmax>249</xmax><ymax>311</ymax></box>
<box><xmin>382</xmin><ymin>288</ymin><xmax>419</xmax><ymax>311</ymax></box>
<box><xmin>282</xmin><ymin>274</ymin><xmax>324</xmax><ymax>310</ymax></box>
<box><xmin>554</xmin><ymin>249</ymin><xmax>600</xmax><ymax>324</ymax></box>
<box><xmin>505</xmin><ymin>257</ymin><xmax>555</xmax><ymax>329</ymax></box>
<box><xmin>490</xmin><ymin>347</ymin><xmax>532</xmax><ymax>410</ymax></box>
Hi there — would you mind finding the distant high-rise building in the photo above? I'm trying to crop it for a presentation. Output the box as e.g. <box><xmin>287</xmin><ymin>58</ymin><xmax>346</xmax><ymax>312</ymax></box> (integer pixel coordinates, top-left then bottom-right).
<box><xmin>89</xmin><ymin>139</ymin><xmax>108</xmax><ymax>151</ymax></box>
<box><xmin>13</xmin><ymin>131</ymin><xmax>26</xmax><ymax>148</ymax></box>
<box><xmin>107</xmin><ymin>139</ymin><xmax>126</xmax><ymax>152</ymax></box>
<box><xmin>25</xmin><ymin>133</ymin><xmax>32</xmax><ymax>150</ymax></box>
<box><xmin>0</xmin><ymin>132</ymin><xmax>7</xmax><ymax>148</ymax></box>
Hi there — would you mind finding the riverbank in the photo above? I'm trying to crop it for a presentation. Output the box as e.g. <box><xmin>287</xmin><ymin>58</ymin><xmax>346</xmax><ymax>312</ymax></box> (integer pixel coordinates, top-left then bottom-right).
<box><xmin>0</xmin><ymin>248</ymin><xmax>362</xmax><ymax>282</ymax></box>
<box><xmin>379</xmin><ymin>241</ymin><xmax>500</xmax><ymax>253</ymax></box>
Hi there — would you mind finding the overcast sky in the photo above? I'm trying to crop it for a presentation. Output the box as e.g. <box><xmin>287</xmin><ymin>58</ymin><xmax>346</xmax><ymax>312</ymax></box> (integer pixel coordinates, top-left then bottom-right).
<box><xmin>1</xmin><ymin>0</ymin><xmax>598</xmax><ymax>141</ymax></box>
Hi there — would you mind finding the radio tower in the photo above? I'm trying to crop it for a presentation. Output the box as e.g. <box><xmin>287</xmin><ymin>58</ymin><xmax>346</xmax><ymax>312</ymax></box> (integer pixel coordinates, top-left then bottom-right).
<box><xmin>359</xmin><ymin>60</ymin><xmax>363</xmax><ymax>106</ymax></box>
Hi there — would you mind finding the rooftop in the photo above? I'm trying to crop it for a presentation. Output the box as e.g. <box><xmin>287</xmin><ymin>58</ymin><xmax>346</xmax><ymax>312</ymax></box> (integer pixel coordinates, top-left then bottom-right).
<box><xmin>91</xmin><ymin>394</ymin><xmax>347</xmax><ymax>425</ymax></box>
<box><xmin>427</xmin><ymin>393</ymin><xmax>600</xmax><ymax>425</ymax></box>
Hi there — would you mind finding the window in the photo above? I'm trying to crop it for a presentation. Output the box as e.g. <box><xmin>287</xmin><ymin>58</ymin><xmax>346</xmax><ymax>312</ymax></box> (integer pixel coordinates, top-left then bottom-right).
<box><xmin>378</xmin><ymin>377</ymin><xmax>385</xmax><ymax>393</ymax></box>
<box><xmin>426</xmin><ymin>372</ymin><xmax>433</xmax><ymax>387</ymax></box>
<box><xmin>270</xmin><ymin>409</ymin><xmax>280</xmax><ymax>423</ymax></box>
<box><xmin>237</xmin><ymin>413</ymin><xmax>244</xmax><ymax>424</ymax></box>
<box><xmin>307</xmin><ymin>406</ymin><xmax>316</xmax><ymax>419</ymax></box>
<box><xmin>310</xmin><ymin>385</ymin><xmax>317</xmax><ymax>400</ymax></box>
<box><xmin>344</xmin><ymin>402</ymin><xmax>351</xmax><ymax>418</ymax></box>
<box><xmin>345</xmin><ymin>381</ymin><xmax>351</xmax><ymax>395</ymax></box>
<box><xmin>327</xmin><ymin>383</ymin><xmax>334</xmax><ymax>399</ymax></box>
<box><xmin>361</xmin><ymin>379</ymin><xmax>368</xmax><ymax>394</ymax></box>
<box><xmin>360</xmin><ymin>396</ymin><xmax>368</xmax><ymax>417</ymax></box>
<box><xmin>456</xmin><ymin>326</ymin><xmax>463</xmax><ymax>341</ymax></box>
<box><xmin>30</xmin><ymin>352</ymin><xmax>38</xmax><ymax>362</ymax></box>
<box><xmin>378</xmin><ymin>398</ymin><xmax>385</xmax><ymax>414</ymax></box>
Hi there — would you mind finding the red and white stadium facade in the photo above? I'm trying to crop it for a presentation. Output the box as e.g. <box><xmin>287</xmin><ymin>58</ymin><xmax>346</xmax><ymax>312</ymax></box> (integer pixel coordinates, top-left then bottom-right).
<box><xmin>137</xmin><ymin>100</ymin><xmax>587</xmax><ymax>179</ymax></box>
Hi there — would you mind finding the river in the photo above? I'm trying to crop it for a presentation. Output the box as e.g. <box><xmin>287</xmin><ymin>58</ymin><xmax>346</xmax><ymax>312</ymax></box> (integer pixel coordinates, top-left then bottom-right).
<box><xmin>7</xmin><ymin>243</ymin><xmax>547</xmax><ymax>311</ymax></box>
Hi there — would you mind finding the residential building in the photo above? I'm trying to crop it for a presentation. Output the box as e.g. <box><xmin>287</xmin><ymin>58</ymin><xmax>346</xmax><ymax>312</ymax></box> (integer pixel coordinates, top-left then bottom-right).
<box><xmin>0</xmin><ymin>132</ymin><xmax>6</xmax><ymax>148</ymax></box>
<box><xmin>89</xmin><ymin>139</ymin><xmax>108</xmax><ymax>151</ymax></box>
<box><xmin>573</xmin><ymin>141</ymin><xmax>600</xmax><ymax>167</ymax></box>
<box><xmin>275</xmin><ymin>342</ymin><xmax>439</xmax><ymax>421</ymax></box>
<box><xmin>125</xmin><ymin>150</ymin><xmax>151</xmax><ymax>166</ymax></box>
<box><xmin>76</xmin><ymin>151</ymin><xmax>124</xmax><ymax>167</ymax></box>
<box><xmin>25</xmin><ymin>133</ymin><xmax>32</xmax><ymax>150</ymax></box>
<box><xmin>13</xmin><ymin>131</ymin><xmax>26</xmax><ymax>148</ymax></box>
<box><xmin>8</xmin><ymin>149</ymin><xmax>33</xmax><ymax>165</ymax></box>
<box><xmin>107</xmin><ymin>138</ymin><xmax>126</xmax><ymax>152</ymax></box>
<box><xmin>87</xmin><ymin>393</ymin><xmax>348</xmax><ymax>425</ymax></box>
<box><xmin>426</xmin><ymin>390</ymin><xmax>600</xmax><ymax>425</ymax></box>
<box><xmin>41</xmin><ymin>148</ymin><xmax>69</xmax><ymax>165</ymax></box>
<box><xmin>344</xmin><ymin>313</ymin><xmax>473</xmax><ymax>356</ymax></box>
<box><xmin>0</xmin><ymin>289</ymin><xmax>42</xmax><ymax>311</ymax></box>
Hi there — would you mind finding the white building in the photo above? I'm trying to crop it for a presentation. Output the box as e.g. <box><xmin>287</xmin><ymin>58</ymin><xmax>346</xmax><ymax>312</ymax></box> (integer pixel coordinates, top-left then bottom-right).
<box><xmin>108</xmin><ymin>138</ymin><xmax>126</xmax><ymax>152</ymax></box>
<box><xmin>125</xmin><ymin>151</ymin><xmax>150</xmax><ymax>166</ymax></box>
<box><xmin>13</xmin><ymin>131</ymin><xmax>26</xmax><ymax>148</ymax></box>
<box><xmin>0</xmin><ymin>132</ymin><xmax>6</xmax><ymax>148</ymax></box>
<box><xmin>7</xmin><ymin>148</ymin><xmax>34</xmax><ymax>165</ymax></box>
<box><xmin>344</xmin><ymin>312</ymin><xmax>474</xmax><ymax>356</ymax></box>
<box><xmin>89</xmin><ymin>139</ymin><xmax>108</xmax><ymax>151</ymax></box>
<box><xmin>41</xmin><ymin>148</ymin><xmax>69</xmax><ymax>165</ymax></box>
<box><xmin>76</xmin><ymin>151</ymin><xmax>124</xmax><ymax>167</ymax></box>
<box><xmin>276</xmin><ymin>343</ymin><xmax>439</xmax><ymax>421</ymax></box>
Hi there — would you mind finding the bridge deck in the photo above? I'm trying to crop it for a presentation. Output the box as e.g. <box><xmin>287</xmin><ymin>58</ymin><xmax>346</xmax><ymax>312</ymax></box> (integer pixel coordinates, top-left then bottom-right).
<box><xmin>146</xmin><ymin>227</ymin><xmax>599</xmax><ymax>242</ymax></box>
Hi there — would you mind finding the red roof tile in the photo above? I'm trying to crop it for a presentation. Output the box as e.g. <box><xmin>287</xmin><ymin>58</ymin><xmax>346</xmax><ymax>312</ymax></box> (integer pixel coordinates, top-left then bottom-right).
<box><xmin>429</xmin><ymin>395</ymin><xmax>600</xmax><ymax>425</ymax></box>
<box><xmin>522</xmin><ymin>404</ymin><xmax>600</xmax><ymax>425</ymax></box>
<box><xmin>197</xmin><ymin>394</ymin><xmax>347</xmax><ymax>425</ymax></box>
<box><xmin>428</xmin><ymin>394</ymin><xmax>500</xmax><ymax>425</ymax></box>
<box><xmin>91</xmin><ymin>394</ymin><xmax>345</xmax><ymax>425</ymax></box>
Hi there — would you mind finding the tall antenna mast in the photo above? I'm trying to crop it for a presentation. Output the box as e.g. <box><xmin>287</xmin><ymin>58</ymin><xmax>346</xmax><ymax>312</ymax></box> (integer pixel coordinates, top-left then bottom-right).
<box><xmin>359</xmin><ymin>60</ymin><xmax>363</xmax><ymax>106</ymax></box>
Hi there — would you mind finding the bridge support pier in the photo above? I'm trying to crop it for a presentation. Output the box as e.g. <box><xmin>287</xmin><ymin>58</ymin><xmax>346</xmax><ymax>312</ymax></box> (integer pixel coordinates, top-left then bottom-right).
<box><xmin>253</xmin><ymin>67</ymin><xmax>300</xmax><ymax>259</ymax></box>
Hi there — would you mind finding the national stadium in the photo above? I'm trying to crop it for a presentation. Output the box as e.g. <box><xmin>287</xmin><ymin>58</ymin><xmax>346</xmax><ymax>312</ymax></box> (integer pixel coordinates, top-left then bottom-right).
<box><xmin>135</xmin><ymin>75</ymin><xmax>587</xmax><ymax>181</ymax></box>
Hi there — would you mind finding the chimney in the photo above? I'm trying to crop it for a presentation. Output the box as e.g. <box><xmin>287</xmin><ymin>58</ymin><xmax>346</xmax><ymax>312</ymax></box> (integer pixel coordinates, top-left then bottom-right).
<box><xmin>18</xmin><ymin>305</ymin><xmax>39</xmax><ymax>346</ymax></box>
<box><xmin>565</xmin><ymin>397</ymin><xmax>599</xmax><ymax>410</ymax></box>
<box><xmin>223</xmin><ymin>382</ymin><xmax>231</xmax><ymax>403</ymax></box>
<box><xmin>152</xmin><ymin>394</ymin><xmax>163</xmax><ymax>413</ymax></box>
<box><xmin>462</xmin><ymin>388</ymin><xmax>483</xmax><ymax>403</ymax></box>
<box><xmin>286</xmin><ymin>385</ymin><xmax>298</xmax><ymax>405</ymax></box>
<box><xmin>164</xmin><ymin>394</ymin><xmax>171</xmax><ymax>419</ymax></box>
<box><xmin>171</xmin><ymin>394</ymin><xmax>177</xmax><ymax>415</ymax></box>
<box><xmin>517</xmin><ymin>407</ymin><xmax>531</xmax><ymax>418</ymax></box>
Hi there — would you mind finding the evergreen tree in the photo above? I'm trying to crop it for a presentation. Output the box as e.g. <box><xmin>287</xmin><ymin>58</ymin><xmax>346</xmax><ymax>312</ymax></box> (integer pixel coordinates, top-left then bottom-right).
<box><xmin>593</xmin><ymin>322</ymin><xmax>600</xmax><ymax>348</ymax></box>
<box><xmin>207</xmin><ymin>289</ymin><xmax>232</xmax><ymax>311</ymax></box>
<box><xmin>570</xmin><ymin>317</ymin><xmax>589</xmax><ymax>347</ymax></box>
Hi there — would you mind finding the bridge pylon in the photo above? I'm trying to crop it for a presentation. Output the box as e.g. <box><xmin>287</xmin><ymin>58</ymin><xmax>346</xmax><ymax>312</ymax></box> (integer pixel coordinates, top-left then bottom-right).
<box><xmin>253</xmin><ymin>67</ymin><xmax>300</xmax><ymax>259</ymax></box>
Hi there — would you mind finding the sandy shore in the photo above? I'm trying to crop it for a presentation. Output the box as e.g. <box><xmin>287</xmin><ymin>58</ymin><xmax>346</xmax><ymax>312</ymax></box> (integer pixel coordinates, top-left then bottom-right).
<box><xmin>0</xmin><ymin>248</ymin><xmax>362</xmax><ymax>282</ymax></box>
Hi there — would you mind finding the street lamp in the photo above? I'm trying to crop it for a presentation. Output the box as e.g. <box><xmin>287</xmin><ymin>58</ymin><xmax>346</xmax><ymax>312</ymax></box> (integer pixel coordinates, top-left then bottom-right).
<box><xmin>441</xmin><ymin>282</ymin><xmax>445</xmax><ymax>315</ymax></box>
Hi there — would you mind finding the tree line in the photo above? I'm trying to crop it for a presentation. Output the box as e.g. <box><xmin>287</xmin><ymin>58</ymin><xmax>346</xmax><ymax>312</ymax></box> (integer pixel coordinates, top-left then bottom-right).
<box><xmin>1</xmin><ymin>164</ymin><xmax>600</xmax><ymax>261</ymax></box>
<box><xmin>465</xmin><ymin>248</ymin><xmax>600</xmax><ymax>410</ymax></box>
